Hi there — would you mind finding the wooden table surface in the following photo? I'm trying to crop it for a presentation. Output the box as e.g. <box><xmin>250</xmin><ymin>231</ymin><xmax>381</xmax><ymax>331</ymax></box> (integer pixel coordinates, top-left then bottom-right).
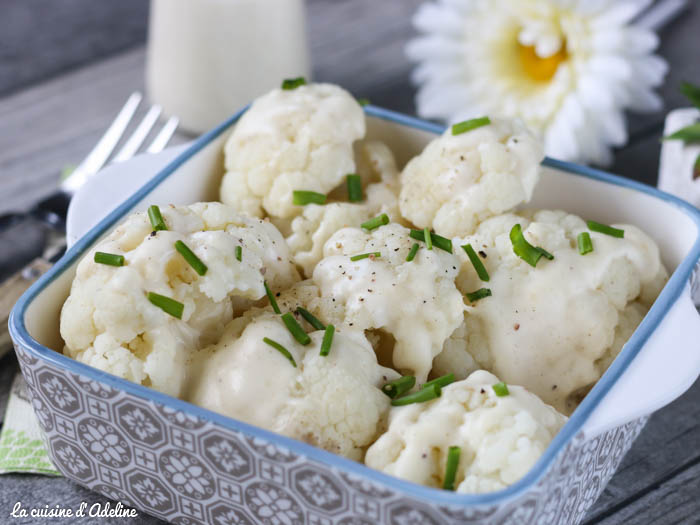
<box><xmin>0</xmin><ymin>1</ymin><xmax>699</xmax><ymax>524</ymax></box>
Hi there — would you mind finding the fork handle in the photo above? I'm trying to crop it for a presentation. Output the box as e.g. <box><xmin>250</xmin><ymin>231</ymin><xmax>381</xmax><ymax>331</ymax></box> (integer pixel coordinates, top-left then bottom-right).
<box><xmin>0</xmin><ymin>258</ymin><xmax>53</xmax><ymax>358</ymax></box>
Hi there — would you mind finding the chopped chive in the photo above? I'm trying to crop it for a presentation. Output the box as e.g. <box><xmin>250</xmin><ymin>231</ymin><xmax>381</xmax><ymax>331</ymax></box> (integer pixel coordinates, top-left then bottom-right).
<box><xmin>350</xmin><ymin>252</ymin><xmax>381</xmax><ymax>261</ymax></box>
<box><xmin>406</xmin><ymin>243</ymin><xmax>420</xmax><ymax>262</ymax></box>
<box><xmin>264</xmin><ymin>281</ymin><xmax>281</xmax><ymax>314</ymax></box>
<box><xmin>296</xmin><ymin>307</ymin><xmax>325</xmax><ymax>330</ymax></box>
<box><xmin>577</xmin><ymin>232</ymin><xmax>593</xmax><ymax>255</ymax></box>
<box><xmin>147</xmin><ymin>292</ymin><xmax>184</xmax><ymax>319</ymax></box>
<box><xmin>423</xmin><ymin>227</ymin><xmax>433</xmax><ymax>250</ymax></box>
<box><xmin>148</xmin><ymin>205</ymin><xmax>167</xmax><ymax>231</ymax></box>
<box><xmin>391</xmin><ymin>383</ymin><xmax>441</xmax><ymax>406</ymax></box>
<box><xmin>281</xmin><ymin>312</ymin><xmax>311</xmax><ymax>345</ymax></box>
<box><xmin>587</xmin><ymin>220</ymin><xmax>624</xmax><ymax>238</ymax></box>
<box><xmin>409</xmin><ymin>229</ymin><xmax>453</xmax><ymax>253</ymax></box>
<box><xmin>452</xmin><ymin>116</ymin><xmax>491</xmax><ymax>136</ymax></box>
<box><xmin>320</xmin><ymin>324</ymin><xmax>335</xmax><ymax>356</ymax></box>
<box><xmin>466</xmin><ymin>288</ymin><xmax>492</xmax><ymax>302</ymax></box>
<box><xmin>535</xmin><ymin>247</ymin><xmax>554</xmax><ymax>260</ymax></box>
<box><xmin>293</xmin><ymin>190</ymin><xmax>326</xmax><ymax>206</ymax></box>
<box><xmin>443</xmin><ymin>446</ymin><xmax>461</xmax><ymax>491</ymax></box>
<box><xmin>422</xmin><ymin>373</ymin><xmax>455</xmax><ymax>391</ymax></box>
<box><xmin>281</xmin><ymin>77</ymin><xmax>306</xmax><ymax>90</ymax></box>
<box><xmin>492</xmin><ymin>381</ymin><xmax>509</xmax><ymax>397</ymax></box>
<box><xmin>361</xmin><ymin>213</ymin><xmax>390</xmax><ymax>231</ymax></box>
<box><xmin>347</xmin><ymin>174</ymin><xmax>363</xmax><ymax>202</ymax></box>
<box><xmin>174</xmin><ymin>240</ymin><xmax>208</xmax><ymax>276</ymax></box>
<box><xmin>263</xmin><ymin>337</ymin><xmax>297</xmax><ymax>367</ymax></box>
<box><xmin>663</xmin><ymin>122</ymin><xmax>700</xmax><ymax>142</ymax></box>
<box><xmin>381</xmin><ymin>376</ymin><xmax>416</xmax><ymax>399</ymax></box>
<box><xmin>461</xmin><ymin>244</ymin><xmax>489</xmax><ymax>281</ymax></box>
<box><xmin>357</xmin><ymin>97</ymin><xmax>370</xmax><ymax>107</ymax></box>
<box><xmin>510</xmin><ymin>224</ymin><xmax>549</xmax><ymax>267</ymax></box>
<box><xmin>235</xmin><ymin>245</ymin><xmax>242</xmax><ymax>262</ymax></box>
<box><xmin>94</xmin><ymin>251</ymin><xmax>124</xmax><ymax>267</ymax></box>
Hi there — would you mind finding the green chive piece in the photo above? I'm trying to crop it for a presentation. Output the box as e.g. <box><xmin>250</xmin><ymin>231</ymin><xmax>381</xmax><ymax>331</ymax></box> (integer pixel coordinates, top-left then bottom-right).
<box><xmin>265</xmin><ymin>281</ymin><xmax>281</xmax><ymax>314</ymax></box>
<box><xmin>510</xmin><ymin>224</ymin><xmax>549</xmax><ymax>267</ymax></box>
<box><xmin>281</xmin><ymin>312</ymin><xmax>311</xmax><ymax>346</ymax></box>
<box><xmin>350</xmin><ymin>252</ymin><xmax>381</xmax><ymax>261</ymax></box>
<box><xmin>174</xmin><ymin>240</ymin><xmax>208</xmax><ymax>276</ymax></box>
<box><xmin>680</xmin><ymin>81</ymin><xmax>700</xmax><ymax>109</ymax></box>
<box><xmin>409</xmin><ymin>229</ymin><xmax>453</xmax><ymax>253</ymax></box>
<box><xmin>466</xmin><ymin>288</ymin><xmax>492</xmax><ymax>302</ymax></box>
<box><xmin>461</xmin><ymin>244</ymin><xmax>489</xmax><ymax>281</ymax></box>
<box><xmin>281</xmin><ymin>77</ymin><xmax>306</xmax><ymax>90</ymax></box>
<box><xmin>147</xmin><ymin>292</ymin><xmax>184</xmax><ymax>319</ymax></box>
<box><xmin>357</xmin><ymin>97</ymin><xmax>370</xmax><ymax>107</ymax></box>
<box><xmin>443</xmin><ymin>446</ymin><xmax>461</xmax><ymax>491</ymax></box>
<box><xmin>587</xmin><ymin>220</ymin><xmax>624</xmax><ymax>238</ymax></box>
<box><xmin>535</xmin><ymin>247</ymin><xmax>554</xmax><ymax>260</ymax></box>
<box><xmin>422</xmin><ymin>373</ymin><xmax>455</xmax><ymax>391</ymax></box>
<box><xmin>663</xmin><ymin>122</ymin><xmax>700</xmax><ymax>142</ymax></box>
<box><xmin>423</xmin><ymin>227</ymin><xmax>433</xmax><ymax>250</ymax></box>
<box><xmin>492</xmin><ymin>381</ymin><xmax>509</xmax><ymax>397</ymax></box>
<box><xmin>577</xmin><ymin>232</ymin><xmax>593</xmax><ymax>255</ymax></box>
<box><xmin>263</xmin><ymin>337</ymin><xmax>297</xmax><ymax>367</ymax></box>
<box><xmin>94</xmin><ymin>252</ymin><xmax>124</xmax><ymax>267</ymax></box>
<box><xmin>148</xmin><ymin>205</ymin><xmax>167</xmax><ymax>231</ymax></box>
<box><xmin>391</xmin><ymin>383</ymin><xmax>441</xmax><ymax>406</ymax></box>
<box><xmin>347</xmin><ymin>174</ymin><xmax>363</xmax><ymax>202</ymax></box>
<box><xmin>406</xmin><ymin>243</ymin><xmax>420</xmax><ymax>262</ymax></box>
<box><xmin>452</xmin><ymin>116</ymin><xmax>491</xmax><ymax>136</ymax></box>
<box><xmin>381</xmin><ymin>376</ymin><xmax>416</xmax><ymax>399</ymax></box>
<box><xmin>296</xmin><ymin>307</ymin><xmax>325</xmax><ymax>330</ymax></box>
<box><xmin>293</xmin><ymin>190</ymin><xmax>326</xmax><ymax>206</ymax></box>
<box><xmin>320</xmin><ymin>324</ymin><xmax>335</xmax><ymax>356</ymax></box>
<box><xmin>235</xmin><ymin>245</ymin><xmax>242</xmax><ymax>262</ymax></box>
<box><xmin>361</xmin><ymin>213</ymin><xmax>390</xmax><ymax>231</ymax></box>
<box><xmin>694</xmin><ymin>154</ymin><xmax>700</xmax><ymax>180</ymax></box>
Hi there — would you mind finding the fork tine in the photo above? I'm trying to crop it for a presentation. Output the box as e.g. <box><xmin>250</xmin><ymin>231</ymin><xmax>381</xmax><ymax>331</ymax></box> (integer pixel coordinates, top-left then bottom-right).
<box><xmin>62</xmin><ymin>92</ymin><xmax>142</xmax><ymax>193</ymax></box>
<box><xmin>112</xmin><ymin>105</ymin><xmax>162</xmax><ymax>163</ymax></box>
<box><xmin>146</xmin><ymin>116</ymin><xmax>179</xmax><ymax>154</ymax></box>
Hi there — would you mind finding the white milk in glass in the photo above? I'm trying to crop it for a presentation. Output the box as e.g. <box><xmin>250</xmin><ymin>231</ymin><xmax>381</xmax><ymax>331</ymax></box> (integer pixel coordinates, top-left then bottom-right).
<box><xmin>147</xmin><ymin>0</ymin><xmax>311</xmax><ymax>134</ymax></box>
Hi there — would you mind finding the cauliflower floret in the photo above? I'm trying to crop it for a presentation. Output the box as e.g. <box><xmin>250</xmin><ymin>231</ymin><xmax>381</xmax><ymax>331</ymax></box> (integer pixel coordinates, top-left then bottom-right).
<box><xmin>399</xmin><ymin>118</ymin><xmax>543</xmax><ymax>238</ymax></box>
<box><xmin>312</xmin><ymin>223</ymin><xmax>465</xmax><ymax>382</ymax></box>
<box><xmin>433</xmin><ymin>210</ymin><xmax>667</xmax><ymax>414</ymax></box>
<box><xmin>287</xmin><ymin>141</ymin><xmax>402</xmax><ymax>277</ymax></box>
<box><xmin>220</xmin><ymin>83</ymin><xmax>365</xmax><ymax>219</ymax></box>
<box><xmin>365</xmin><ymin>370</ymin><xmax>567</xmax><ymax>493</ymax></box>
<box><xmin>60</xmin><ymin>203</ymin><xmax>299</xmax><ymax>397</ymax></box>
<box><xmin>187</xmin><ymin>313</ymin><xmax>399</xmax><ymax>460</ymax></box>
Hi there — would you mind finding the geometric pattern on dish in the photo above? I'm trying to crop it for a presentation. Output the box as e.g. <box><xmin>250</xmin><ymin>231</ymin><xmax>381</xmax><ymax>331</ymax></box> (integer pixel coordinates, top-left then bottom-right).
<box><xmin>14</xmin><ymin>341</ymin><xmax>648</xmax><ymax>525</ymax></box>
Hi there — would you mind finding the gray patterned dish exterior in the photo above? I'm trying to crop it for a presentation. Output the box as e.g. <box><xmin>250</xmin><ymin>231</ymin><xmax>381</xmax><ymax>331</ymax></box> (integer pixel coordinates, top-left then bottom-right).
<box><xmin>14</xmin><ymin>342</ymin><xmax>647</xmax><ymax>525</ymax></box>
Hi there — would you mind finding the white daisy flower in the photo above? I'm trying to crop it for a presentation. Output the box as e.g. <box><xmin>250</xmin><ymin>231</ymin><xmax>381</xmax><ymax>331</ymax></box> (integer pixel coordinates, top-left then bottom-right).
<box><xmin>407</xmin><ymin>0</ymin><xmax>668</xmax><ymax>165</ymax></box>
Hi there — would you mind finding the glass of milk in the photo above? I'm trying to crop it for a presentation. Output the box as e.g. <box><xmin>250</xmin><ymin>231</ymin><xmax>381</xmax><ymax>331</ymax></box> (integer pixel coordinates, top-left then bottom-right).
<box><xmin>146</xmin><ymin>0</ymin><xmax>311</xmax><ymax>134</ymax></box>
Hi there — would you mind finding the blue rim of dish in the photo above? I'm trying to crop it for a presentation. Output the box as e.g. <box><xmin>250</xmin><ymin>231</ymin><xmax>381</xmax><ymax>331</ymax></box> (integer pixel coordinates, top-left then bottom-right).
<box><xmin>9</xmin><ymin>104</ymin><xmax>700</xmax><ymax>506</ymax></box>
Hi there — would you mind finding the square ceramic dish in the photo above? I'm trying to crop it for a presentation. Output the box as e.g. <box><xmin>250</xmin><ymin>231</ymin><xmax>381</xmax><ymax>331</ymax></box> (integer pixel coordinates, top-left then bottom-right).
<box><xmin>9</xmin><ymin>106</ymin><xmax>700</xmax><ymax>525</ymax></box>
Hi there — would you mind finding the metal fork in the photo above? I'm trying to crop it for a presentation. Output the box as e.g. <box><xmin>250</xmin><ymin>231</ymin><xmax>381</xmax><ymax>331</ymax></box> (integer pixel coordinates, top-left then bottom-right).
<box><xmin>0</xmin><ymin>93</ymin><xmax>179</xmax><ymax>354</ymax></box>
<box><xmin>0</xmin><ymin>92</ymin><xmax>178</xmax><ymax>234</ymax></box>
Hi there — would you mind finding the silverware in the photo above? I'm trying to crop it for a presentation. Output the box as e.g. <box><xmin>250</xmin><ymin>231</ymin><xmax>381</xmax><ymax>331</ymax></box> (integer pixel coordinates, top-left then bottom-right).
<box><xmin>0</xmin><ymin>93</ymin><xmax>179</xmax><ymax>356</ymax></box>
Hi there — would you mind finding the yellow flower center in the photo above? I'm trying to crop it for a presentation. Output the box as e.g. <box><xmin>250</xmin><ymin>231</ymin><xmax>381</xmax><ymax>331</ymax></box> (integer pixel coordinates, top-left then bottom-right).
<box><xmin>518</xmin><ymin>43</ymin><xmax>568</xmax><ymax>83</ymax></box>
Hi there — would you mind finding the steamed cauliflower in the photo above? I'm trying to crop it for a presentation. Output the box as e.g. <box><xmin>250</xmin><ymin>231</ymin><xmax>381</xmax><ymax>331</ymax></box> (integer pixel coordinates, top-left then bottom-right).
<box><xmin>187</xmin><ymin>312</ymin><xmax>399</xmax><ymax>460</ymax></box>
<box><xmin>365</xmin><ymin>370</ymin><xmax>567</xmax><ymax>493</ymax></box>
<box><xmin>60</xmin><ymin>203</ymin><xmax>298</xmax><ymax>397</ymax></box>
<box><xmin>220</xmin><ymin>83</ymin><xmax>365</xmax><ymax>219</ymax></box>
<box><xmin>433</xmin><ymin>210</ymin><xmax>667</xmax><ymax>413</ymax></box>
<box><xmin>312</xmin><ymin>223</ymin><xmax>465</xmax><ymax>382</ymax></box>
<box><xmin>399</xmin><ymin>117</ymin><xmax>543</xmax><ymax>238</ymax></box>
<box><xmin>287</xmin><ymin>140</ymin><xmax>402</xmax><ymax>277</ymax></box>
